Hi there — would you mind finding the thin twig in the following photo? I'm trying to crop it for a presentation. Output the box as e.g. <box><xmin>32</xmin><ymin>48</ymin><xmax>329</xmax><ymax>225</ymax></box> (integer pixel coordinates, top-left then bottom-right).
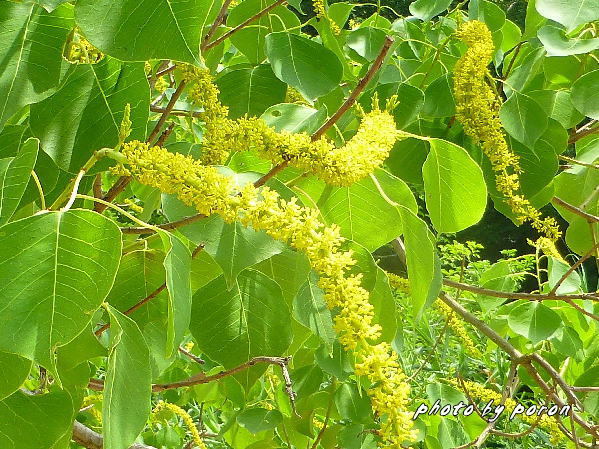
<box><xmin>204</xmin><ymin>0</ymin><xmax>288</xmax><ymax>51</ymax></box>
<box><xmin>443</xmin><ymin>278</ymin><xmax>599</xmax><ymax>302</ymax></box>
<box><xmin>155</xmin><ymin>122</ymin><xmax>175</xmax><ymax>147</ymax></box>
<box><xmin>201</xmin><ymin>0</ymin><xmax>234</xmax><ymax>50</ymax></box>
<box><xmin>150</xmin><ymin>106</ymin><xmax>203</xmax><ymax>117</ymax></box>
<box><xmin>73</xmin><ymin>421</ymin><xmax>157</xmax><ymax>449</ymax></box>
<box><xmin>310</xmin><ymin>398</ymin><xmax>333</xmax><ymax>449</ymax></box>
<box><xmin>121</xmin><ymin>212</ymin><xmax>207</xmax><ymax>234</ymax></box>
<box><xmin>559</xmin><ymin>155</ymin><xmax>599</xmax><ymax>170</ymax></box>
<box><xmin>147</xmin><ymin>81</ymin><xmax>187</xmax><ymax>145</ymax></box>
<box><xmin>178</xmin><ymin>346</ymin><xmax>205</xmax><ymax>365</ymax></box>
<box><xmin>568</xmin><ymin>121</ymin><xmax>599</xmax><ymax>144</ymax></box>
<box><xmin>87</xmin><ymin>356</ymin><xmax>293</xmax><ymax>393</ymax></box>
<box><xmin>550</xmin><ymin>243</ymin><xmax>599</xmax><ymax>295</ymax></box>
<box><xmin>553</xmin><ymin>197</ymin><xmax>599</xmax><ymax>223</ymax></box>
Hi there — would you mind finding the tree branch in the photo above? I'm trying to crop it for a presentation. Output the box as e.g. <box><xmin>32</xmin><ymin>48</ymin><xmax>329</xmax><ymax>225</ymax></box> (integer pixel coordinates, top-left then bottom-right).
<box><xmin>443</xmin><ymin>279</ymin><xmax>599</xmax><ymax>302</ymax></box>
<box><xmin>201</xmin><ymin>0</ymin><xmax>234</xmax><ymax>50</ymax></box>
<box><xmin>203</xmin><ymin>0</ymin><xmax>288</xmax><ymax>51</ymax></box>
<box><xmin>88</xmin><ymin>356</ymin><xmax>294</xmax><ymax>394</ymax></box>
<box><xmin>552</xmin><ymin>197</ymin><xmax>599</xmax><ymax>223</ymax></box>
<box><xmin>73</xmin><ymin>421</ymin><xmax>157</xmax><ymax>449</ymax></box>
<box><xmin>121</xmin><ymin>212</ymin><xmax>207</xmax><ymax>234</ymax></box>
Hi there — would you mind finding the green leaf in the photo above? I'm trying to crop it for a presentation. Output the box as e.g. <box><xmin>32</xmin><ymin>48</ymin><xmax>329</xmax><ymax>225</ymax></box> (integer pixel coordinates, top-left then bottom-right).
<box><xmin>261</xmin><ymin>104</ymin><xmax>328</xmax><ymax>134</ymax></box>
<box><xmin>238</xmin><ymin>408</ymin><xmax>283</xmax><ymax>434</ymax></box>
<box><xmin>0</xmin><ymin>352</ymin><xmax>31</xmax><ymax>401</ymax></box>
<box><xmin>294</xmin><ymin>272</ymin><xmax>335</xmax><ymax>351</ymax></box>
<box><xmin>421</xmin><ymin>74</ymin><xmax>455</xmax><ymax>118</ymax></box>
<box><xmin>190</xmin><ymin>270</ymin><xmax>292</xmax><ymax>389</ymax></box>
<box><xmin>400</xmin><ymin>206</ymin><xmax>442</xmax><ymax>318</ymax></box>
<box><xmin>334</xmin><ymin>383</ymin><xmax>372</xmax><ymax>424</ymax></box>
<box><xmin>409</xmin><ymin>0</ymin><xmax>452</xmax><ymax>22</ymax></box>
<box><xmin>536</xmin><ymin>0</ymin><xmax>599</xmax><ymax>31</ymax></box>
<box><xmin>75</xmin><ymin>0</ymin><xmax>215</xmax><ymax>63</ymax></box>
<box><xmin>0</xmin><ymin>390</ymin><xmax>73</xmax><ymax>449</ymax></box>
<box><xmin>0</xmin><ymin>137</ymin><xmax>39</xmax><ymax>225</ymax></box>
<box><xmin>162</xmin><ymin>196</ymin><xmax>286</xmax><ymax>287</ymax></box>
<box><xmin>538</xmin><ymin>26</ymin><xmax>599</xmax><ymax>56</ymax></box>
<box><xmin>363</xmin><ymin>83</ymin><xmax>424</xmax><ymax>128</ymax></box>
<box><xmin>500</xmin><ymin>91</ymin><xmax>548</xmax><ymax>148</ymax></box>
<box><xmin>571</xmin><ymin>70</ymin><xmax>599</xmax><ymax>120</ymax></box>
<box><xmin>508</xmin><ymin>301</ymin><xmax>562</xmax><ymax>344</ymax></box>
<box><xmin>422</xmin><ymin>139</ymin><xmax>487</xmax><ymax>233</ymax></box>
<box><xmin>476</xmin><ymin>260</ymin><xmax>516</xmax><ymax>312</ymax></box>
<box><xmin>158</xmin><ymin>231</ymin><xmax>192</xmax><ymax>357</ymax></box>
<box><xmin>528</xmin><ymin>90</ymin><xmax>584</xmax><ymax>129</ymax></box>
<box><xmin>216</xmin><ymin>65</ymin><xmax>286</xmax><ymax>119</ymax></box>
<box><xmin>30</xmin><ymin>58</ymin><xmax>149</xmax><ymax>172</ymax></box>
<box><xmin>370</xmin><ymin>268</ymin><xmax>398</xmax><ymax>343</ymax></box>
<box><xmin>315</xmin><ymin>169</ymin><xmax>417</xmax><ymax>251</ymax></box>
<box><xmin>469</xmin><ymin>0</ymin><xmax>505</xmax><ymax>32</ymax></box>
<box><xmin>347</xmin><ymin>27</ymin><xmax>386</xmax><ymax>62</ymax></box>
<box><xmin>438</xmin><ymin>418</ymin><xmax>470</xmax><ymax>449</ymax></box>
<box><xmin>265</xmin><ymin>32</ymin><xmax>343</xmax><ymax>100</ymax></box>
<box><xmin>104</xmin><ymin>305</ymin><xmax>152</xmax><ymax>449</ymax></box>
<box><xmin>547</xmin><ymin>256</ymin><xmax>582</xmax><ymax>295</ymax></box>
<box><xmin>0</xmin><ymin>210</ymin><xmax>121</xmax><ymax>374</ymax></box>
<box><xmin>551</xmin><ymin>327</ymin><xmax>583</xmax><ymax>359</ymax></box>
<box><xmin>228</xmin><ymin>0</ymin><xmax>301</xmax><ymax>64</ymax></box>
<box><xmin>0</xmin><ymin>3</ymin><xmax>73</xmax><ymax>130</ymax></box>
<box><xmin>254</xmin><ymin>248</ymin><xmax>311</xmax><ymax>303</ymax></box>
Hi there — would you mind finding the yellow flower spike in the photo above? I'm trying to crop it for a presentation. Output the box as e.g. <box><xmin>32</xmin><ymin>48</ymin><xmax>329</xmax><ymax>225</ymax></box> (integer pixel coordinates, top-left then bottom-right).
<box><xmin>66</xmin><ymin>32</ymin><xmax>103</xmax><ymax>64</ymax></box>
<box><xmin>181</xmin><ymin>65</ymin><xmax>403</xmax><ymax>185</ymax></box>
<box><xmin>313</xmin><ymin>0</ymin><xmax>341</xmax><ymax>35</ymax></box>
<box><xmin>120</xmin><ymin>140</ymin><xmax>415</xmax><ymax>447</ymax></box>
<box><xmin>152</xmin><ymin>401</ymin><xmax>207</xmax><ymax>449</ymax></box>
<box><xmin>453</xmin><ymin>21</ymin><xmax>560</xmax><ymax>242</ymax></box>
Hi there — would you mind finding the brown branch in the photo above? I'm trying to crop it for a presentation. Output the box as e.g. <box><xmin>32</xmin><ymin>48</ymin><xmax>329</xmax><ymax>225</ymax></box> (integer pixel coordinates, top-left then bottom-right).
<box><xmin>201</xmin><ymin>0</ymin><xmax>234</xmax><ymax>50</ymax></box>
<box><xmin>155</xmin><ymin>122</ymin><xmax>175</xmax><ymax>147</ymax></box>
<box><xmin>559</xmin><ymin>155</ymin><xmax>599</xmax><ymax>170</ymax></box>
<box><xmin>204</xmin><ymin>0</ymin><xmax>288</xmax><ymax>51</ymax></box>
<box><xmin>254</xmin><ymin>35</ymin><xmax>394</xmax><ymax>189</ymax></box>
<box><xmin>96</xmin><ymin>81</ymin><xmax>188</xmax><ymax>213</ymax></box>
<box><xmin>443</xmin><ymin>279</ymin><xmax>599</xmax><ymax>302</ymax></box>
<box><xmin>121</xmin><ymin>212</ymin><xmax>207</xmax><ymax>234</ymax></box>
<box><xmin>154</xmin><ymin>64</ymin><xmax>176</xmax><ymax>79</ymax></box>
<box><xmin>568</xmin><ymin>121</ymin><xmax>599</xmax><ymax>144</ymax></box>
<box><xmin>94</xmin><ymin>244</ymin><xmax>204</xmax><ymax>336</ymax></box>
<box><xmin>150</xmin><ymin>105</ymin><xmax>203</xmax><ymax>117</ymax></box>
<box><xmin>312</xmin><ymin>35</ymin><xmax>394</xmax><ymax>141</ymax></box>
<box><xmin>552</xmin><ymin>197</ymin><xmax>599</xmax><ymax>223</ymax></box>
<box><xmin>73</xmin><ymin>421</ymin><xmax>157</xmax><ymax>449</ymax></box>
<box><xmin>310</xmin><ymin>399</ymin><xmax>333</xmax><ymax>449</ymax></box>
<box><xmin>550</xmin><ymin>243</ymin><xmax>599</xmax><ymax>295</ymax></box>
<box><xmin>95</xmin><ymin>283</ymin><xmax>166</xmax><ymax>336</ymax></box>
<box><xmin>178</xmin><ymin>345</ymin><xmax>205</xmax><ymax>365</ymax></box>
<box><xmin>88</xmin><ymin>356</ymin><xmax>293</xmax><ymax>393</ymax></box>
<box><xmin>92</xmin><ymin>174</ymin><xmax>103</xmax><ymax>199</ymax></box>
<box><xmin>147</xmin><ymin>80</ymin><xmax>187</xmax><ymax>145</ymax></box>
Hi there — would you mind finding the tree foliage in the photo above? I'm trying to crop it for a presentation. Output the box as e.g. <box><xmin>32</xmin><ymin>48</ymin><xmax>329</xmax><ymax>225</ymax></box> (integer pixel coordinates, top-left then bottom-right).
<box><xmin>0</xmin><ymin>0</ymin><xmax>598</xmax><ymax>448</ymax></box>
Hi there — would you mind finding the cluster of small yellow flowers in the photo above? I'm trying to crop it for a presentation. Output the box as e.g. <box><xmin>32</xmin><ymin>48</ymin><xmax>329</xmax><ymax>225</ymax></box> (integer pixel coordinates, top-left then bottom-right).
<box><xmin>386</xmin><ymin>272</ymin><xmax>411</xmax><ymax>295</ymax></box>
<box><xmin>116</xmin><ymin>140</ymin><xmax>415</xmax><ymax>447</ymax></box>
<box><xmin>152</xmin><ymin>401</ymin><xmax>207</xmax><ymax>449</ymax></box>
<box><xmin>81</xmin><ymin>394</ymin><xmax>103</xmax><ymax>424</ymax></box>
<box><xmin>285</xmin><ymin>87</ymin><xmax>308</xmax><ymax>104</ymax></box>
<box><xmin>355</xmin><ymin>341</ymin><xmax>417</xmax><ymax>445</ymax></box>
<box><xmin>313</xmin><ymin>0</ymin><xmax>341</xmax><ymax>34</ymax></box>
<box><xmin>154</xmin><ymin>76</ymin><xmax>169</xmax><ymax>93</ymax></box>
<box><xmin>123</xmin><ymin>198</ymin><xmax>144</xmax><ymax>214</ymax></box>
<box><xmin>180</xmin><ymin>65</ymin><xmax>232</xmax><ymax>165</ymax></box>
<box><xmin>181</xmin><ymin>65</ymin><xmax>403</xmax><ymax>185</ymax></box>
<box><xmin>453</xmin><ymin>21</ymin><xmax>560</xmax><ymax>241</ymax></box>
<box><xmin>386</xmin><ymin>273</ymin><xmax>481</xmax><ymax>358</ymax></box>
<box><xmin>435</xmin><ymin>300</ymin><xmax>482</xmax><ymax>358</ymax></box>
<box><xmin>451</xmin><ymin>380</ymin><xmax>562</xmax><ymax>443</ymax></box>
<box><xmin>66</xmin><ymin>33</ymin><xmax>103</xmax><ymax>64</ymax></box>
<box><xmin>528</xmin><ymin>237</ymin><xmax>567</xmax><ymax>264</ymax></box>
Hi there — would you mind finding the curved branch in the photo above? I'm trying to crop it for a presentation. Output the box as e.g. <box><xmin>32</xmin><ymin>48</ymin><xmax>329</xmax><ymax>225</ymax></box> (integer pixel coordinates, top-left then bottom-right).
<box><xmin>73</xmin><ymin>421</ymin><xmax>157</xmax><ymax>449</ymax></box>
<box><xmin>552</xmin><ymin>197</ymin><xmax>599</xmax><ymax>223</ymax></box>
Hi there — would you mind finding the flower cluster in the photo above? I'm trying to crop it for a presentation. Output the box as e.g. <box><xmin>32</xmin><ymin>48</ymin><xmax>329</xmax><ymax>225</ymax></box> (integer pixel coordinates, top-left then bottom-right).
<box><xmin>453</xmin><ymin>21</ymin><xmax>560</xmax><ymax>241</ymax></box>
<box><xmin>66</xmin><ymin>33</ymin><xmax>103</xmax><ymax>64</ymax></box>
<box><xmin>152</xmin><ymin>401</ymin><xmax>206</xmax><ymax>449</ymax></box>
<box><xmin>116</xmin><ymin>140</ymin><xmax>415</xmax><ymax>447</ymax></box>
<box><xmin>386</xmin><ymin>273</ymin><xmax>481</xmax><ymax>358</ymax></box>
<box><xmin>451</xmin><ymin>380</ymin><xmax>562</xmax><ymax>443</ymax></box>
<box><xmin>181</xmin><ymin>66</ymin><xmax>402</xmax><ymax>186</ymax></box>
<box><xmin>435</xmin><ymin>300</ymin><xmax>481</xmax><ymax>358</ymax></box>
<box><xmin>313</xmin><ymin>0</ymin><xmax>341</xmax><ymax>34</ymax></box>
